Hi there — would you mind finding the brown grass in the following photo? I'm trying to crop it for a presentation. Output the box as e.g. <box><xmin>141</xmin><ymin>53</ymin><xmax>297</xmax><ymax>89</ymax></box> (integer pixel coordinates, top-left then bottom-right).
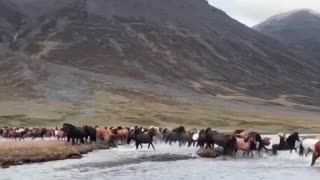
<box><xmin>0</xmin><ymin>141</ymin><xmax>109</xmax><ymax>168</ymax></box>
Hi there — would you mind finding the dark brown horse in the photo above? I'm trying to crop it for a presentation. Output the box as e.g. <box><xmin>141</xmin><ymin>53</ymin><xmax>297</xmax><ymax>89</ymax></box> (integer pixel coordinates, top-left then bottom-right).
<box><xmin>31</xmin><ymin>128</ymin><xmax>47</xmax><ymax>140</ymax></box>
<box><xmin>206</xmin><ymin>129</ymin><xmax>237</xmax><ymax>155</ymax></box>
<box><xmin>62</xmin><ymin>123</ymin><xmax>86</xmax><ymax>145</ymax></box>
<box><xmin>311</xmin><ymin>141</ymin><xmax>320</xmax><ymax>166</ymax></box>
<box><xmin>133</xmin><ymin>128</ymin><xmax>158</xmax><ymax>150</ymax></box>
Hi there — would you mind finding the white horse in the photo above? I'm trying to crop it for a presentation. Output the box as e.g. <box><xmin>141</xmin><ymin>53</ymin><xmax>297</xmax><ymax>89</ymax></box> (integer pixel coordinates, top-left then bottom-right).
<box><xmin>299</xmin><ymin>138</ymin><xmax>320</xmax><ymax>156</ymax></box>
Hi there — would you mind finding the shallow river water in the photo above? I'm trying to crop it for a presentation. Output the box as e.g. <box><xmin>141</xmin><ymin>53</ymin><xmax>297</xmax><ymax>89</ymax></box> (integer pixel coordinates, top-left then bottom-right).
<box><xmin>2</xmin><ymin>135</ymin><xmax>320</xmax><ymax>180</ymax></box>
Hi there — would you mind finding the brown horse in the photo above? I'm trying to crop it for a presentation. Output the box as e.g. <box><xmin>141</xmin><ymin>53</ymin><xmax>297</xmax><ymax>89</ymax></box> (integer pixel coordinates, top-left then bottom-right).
<box><xmin>311</xmin><ymin>141</ymin><xmax>320</xmax><ymax>166</ymax></box>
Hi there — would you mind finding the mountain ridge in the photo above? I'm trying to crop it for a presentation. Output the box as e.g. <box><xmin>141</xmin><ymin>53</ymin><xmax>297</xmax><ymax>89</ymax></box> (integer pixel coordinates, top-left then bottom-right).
<box><xmin>1</xmin><ymin>0</ymin><xmax>320</xmax><ymax>129</ymax></box>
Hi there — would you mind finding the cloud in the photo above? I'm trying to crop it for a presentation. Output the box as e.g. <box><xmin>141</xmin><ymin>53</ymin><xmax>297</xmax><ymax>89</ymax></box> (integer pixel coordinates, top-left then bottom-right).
<box><xmin>209</xmin><ymin>0</ymin><xmax>320</xmax><ymax>26</ymax></box>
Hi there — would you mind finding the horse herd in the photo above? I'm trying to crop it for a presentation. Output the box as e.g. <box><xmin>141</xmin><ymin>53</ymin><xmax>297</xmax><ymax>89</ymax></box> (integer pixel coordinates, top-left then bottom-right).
<box><xmin>1</xmin><ymin>124</ymin><xmax>320</xmax><ymax>166</ymax></box>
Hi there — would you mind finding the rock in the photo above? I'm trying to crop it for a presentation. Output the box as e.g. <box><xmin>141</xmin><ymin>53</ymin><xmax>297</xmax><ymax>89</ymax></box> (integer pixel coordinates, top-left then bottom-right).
<box><xmin>196</xmin><ymin>148</ymin><xmax>219</xmax><ymax>158</ymax></box>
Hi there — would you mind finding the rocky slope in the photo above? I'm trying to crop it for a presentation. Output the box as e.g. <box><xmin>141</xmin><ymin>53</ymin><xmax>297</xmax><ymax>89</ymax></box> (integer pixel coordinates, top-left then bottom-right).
<box><xmin>254</xmin><ymin>9</ymin><xmax>320</xmax><ymax>61</ymax></box>
<box><xmin>1</xmin><ymin>0</ymin><xmax>320</xmax><ymax>128</ymax></box>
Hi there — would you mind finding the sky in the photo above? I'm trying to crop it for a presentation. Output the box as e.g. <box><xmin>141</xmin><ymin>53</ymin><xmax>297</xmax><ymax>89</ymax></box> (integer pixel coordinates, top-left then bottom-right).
<box><xmin>209</xmin><ymin>0</ymin><xmax>320</xmax><ymax>26</ymax></box>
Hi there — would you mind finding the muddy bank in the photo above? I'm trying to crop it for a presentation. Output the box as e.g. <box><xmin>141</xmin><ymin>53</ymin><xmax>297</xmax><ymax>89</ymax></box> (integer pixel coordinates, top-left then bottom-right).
<box><xmin>0</xmin><ymin>141</ymin><xmax>109</xmax><ymax>168</ymax></box>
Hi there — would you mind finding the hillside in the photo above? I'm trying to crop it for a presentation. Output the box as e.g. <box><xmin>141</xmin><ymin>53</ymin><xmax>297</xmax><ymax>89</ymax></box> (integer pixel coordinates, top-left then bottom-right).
<box><xmin>254</xmin><ymin>9</ymin><xmax>320</xmax><ymax>61</ymax></box>
<box><xmin>1</xmin><ymin>0</ymin><xmax>320</xmax><ymax>132</ymax></box>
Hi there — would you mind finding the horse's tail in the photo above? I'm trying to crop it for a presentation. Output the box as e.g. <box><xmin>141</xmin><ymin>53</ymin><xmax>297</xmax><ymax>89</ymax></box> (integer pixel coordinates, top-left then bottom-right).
<box><xmin>299</xmin><ymin>142</ymin><xmax>304</xmax><ymax>156</ymax></box>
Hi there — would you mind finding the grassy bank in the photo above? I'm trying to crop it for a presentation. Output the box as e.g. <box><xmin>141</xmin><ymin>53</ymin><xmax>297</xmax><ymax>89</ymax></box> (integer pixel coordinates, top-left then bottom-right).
<box><xmin>0</xmin><ymin>141</ymin><xmax>109</xmax><ymax>168</ymax></box>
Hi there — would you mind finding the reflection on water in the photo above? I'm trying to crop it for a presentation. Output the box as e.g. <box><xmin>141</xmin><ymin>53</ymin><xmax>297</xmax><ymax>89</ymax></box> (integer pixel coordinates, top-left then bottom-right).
<box><xmin>2</xmin><ymin>135</ymin><xmax>320</xmax><ymax>180</ymax></box>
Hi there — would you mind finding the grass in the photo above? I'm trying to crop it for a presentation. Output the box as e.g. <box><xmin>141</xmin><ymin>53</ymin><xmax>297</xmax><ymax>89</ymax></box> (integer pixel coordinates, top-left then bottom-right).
<box><xmin>0</xmin><ymin>141</ymin><xmax>109</xmax><ymax>168</ymax></box>
<box><xmin>1</xmin><ymin>88</ymin><xmax>320</xmax><ymax>133</ymax></box>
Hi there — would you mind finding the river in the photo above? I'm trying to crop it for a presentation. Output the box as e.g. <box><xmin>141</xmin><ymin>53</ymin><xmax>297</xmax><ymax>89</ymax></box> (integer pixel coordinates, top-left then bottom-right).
<box><xmin>2</xmin><ymin>135</ymin><xmax>320</xmax><ymax>180</ymax></box>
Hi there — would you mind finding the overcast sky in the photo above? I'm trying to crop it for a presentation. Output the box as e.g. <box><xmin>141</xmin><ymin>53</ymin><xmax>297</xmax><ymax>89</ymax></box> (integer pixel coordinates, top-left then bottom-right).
<box><xmin>209</xmin><ymin>0</ymin><xmax>320</xmax><ymax>26</ymax></box>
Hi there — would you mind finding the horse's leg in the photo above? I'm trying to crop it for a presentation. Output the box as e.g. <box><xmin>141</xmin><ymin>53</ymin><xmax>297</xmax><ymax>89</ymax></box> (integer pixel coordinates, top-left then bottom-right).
<box><xmin>242</xmin><ymin>151</ymin><xmax>246</xmax><ymax>157</ymax></box>
<box><xmin>272</xmin><ymin>145</ymin><xmax>278</xmax><ymax>155</ymax></box>
<box><xmin>306</xmin><ymin>149</ymin><xmax>312</xmax><ymax>156</ymax></box>
<box><xmin>148</xmin><ymin>143</ymin><xmax>151</xmax><ymax>149</ymax></box>
<box><xmin>135</xmin><ymin>142</ymin><xmax>139</xmax><ymax>149</ymax></box>
<box><xmin>140</xmin><ymin>144</ymin><xmax>143</xmax><ymax>149</ymax></box>
<box><xmin>151</xmin><ymin>143</ymin><xmax>156</xmax><ymax>151</ymax></box>
<box><xmin>311</xmin><ymin>152</ymin><xmax>319</xmax><ymax>166</ymax></box>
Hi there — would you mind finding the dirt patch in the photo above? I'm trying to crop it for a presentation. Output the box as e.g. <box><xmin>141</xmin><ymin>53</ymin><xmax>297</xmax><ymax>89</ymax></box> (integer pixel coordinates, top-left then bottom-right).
<box><xmin>0</xmin><ymin>141</ymin><xmax>109</xmax><ymax>168</ymax></box>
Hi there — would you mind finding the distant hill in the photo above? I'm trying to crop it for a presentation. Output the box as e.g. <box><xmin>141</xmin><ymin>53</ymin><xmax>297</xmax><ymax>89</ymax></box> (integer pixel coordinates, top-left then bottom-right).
<box><xmin>254</xmin><ymin>9</ymin><xmax>320</xmax><ymax>61</ymax></box>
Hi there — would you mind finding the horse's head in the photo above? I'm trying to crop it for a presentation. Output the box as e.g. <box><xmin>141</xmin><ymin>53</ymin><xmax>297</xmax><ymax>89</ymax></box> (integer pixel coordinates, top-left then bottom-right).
<box><xmin>62</xmin><ymin>123</ymin><xmax>76</xmax><ymax>133</ymax></box>
<box><xmin>205</xmin><ymin>128</ymin><xmax>212</xmax><ymax>134</ymax></box>
<box><xmin>293</xmin><ymin>132</ymin><xmax>300</xmax><ymax>142</ymax></box>
<box><xmin>148</xmin><ymin>128</ymin><xmax>158</xmax><ymax>137</ymax></box>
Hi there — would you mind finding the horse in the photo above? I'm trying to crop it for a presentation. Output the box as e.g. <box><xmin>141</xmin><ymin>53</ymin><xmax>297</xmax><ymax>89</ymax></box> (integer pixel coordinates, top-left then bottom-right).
<box><xmin>133</xmin><ymin>128</ymin><xmax>158</xmax><ymax>150</ymax></box>
<box><xmin>56</xmin><ymin>129</ymin><xmax>65</xmax><ymax>141</ymax></box>
<box><xmin>299</xmin><ymin>138</ymin><xmax>320</xmax><ymax>156</ymax></box>
<box><xmin>83</xmin><ymin>125</ymin><xmax>97</xmax><ymax>143</ymax></box>
<box><xmin>11</xmin><ymin>128</ymin><xmax>28</xmax><ymax>140</ymax></box>
<box><xmin>235</xmin><ymin>131</ymin><xmax>257</xmax><ymax>157</ymax></box>
<box><xmin>127</xmin><ymin>129</ymin><xmax>136</xmax><ymax>144</ymax></box>
<box><xmin>116</xmin><ymin>127</ymin><xmax>129</xmax><ymax>144</ymax></box>
<box><xmin>196</xmin><ymin>129</ymin><xmax>207</xmax><ymax>148</ymax></box>
<box><xmin>165</xmin><ymin>129</ymin><xmax>181</xmax><ymax>145</ymax></box>
<box><xmin>206</xmin><ymin>129</ymin><xmax>237</xmax><ymax>155</ymax></box>
<box><xmin>31</xmin><ymin>128</ymin><xmax>47</xmax><ymax>140</ymax></box>
<box><xmin>311</xmin><ymin>141</ymin><xmax>320</xmax><ymax>166</ymax></box>
<box><xmin>62</xmin><ymin>123</ymin><xmax>86</xmax><ymax>145</ymax></box>
<box><xmin>96</xmin><ymin>128</ymin><xmax>116</xmax><ymax>147</ymax></box>
<box><xmin>272</xmin><ymin>132</ymin><xmax>300</xmax><ymax>155</ymax></box>
<box><xmin>250</xmin><ymin>132</ymin><xmax>270</xmax><ymax>155</ymax></box>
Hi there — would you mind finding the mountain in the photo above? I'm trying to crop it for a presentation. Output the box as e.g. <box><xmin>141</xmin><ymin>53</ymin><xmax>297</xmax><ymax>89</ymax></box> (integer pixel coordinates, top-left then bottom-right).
<box><xmin>1</xmin><ymin>0</ymin><xmax>320</xmax><ymax>130</ymax></box>
<box><xmin>253</xmin><ymin>9</ymin><xmax>320</xmax><ymax>61</ymax></box>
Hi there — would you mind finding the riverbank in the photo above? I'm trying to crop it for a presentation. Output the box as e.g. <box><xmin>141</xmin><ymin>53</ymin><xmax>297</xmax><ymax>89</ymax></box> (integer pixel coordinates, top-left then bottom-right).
<box><xmin>0</xmin><ymin>141</ymin><xmax>109</xmax><ymax>168</ymax></box>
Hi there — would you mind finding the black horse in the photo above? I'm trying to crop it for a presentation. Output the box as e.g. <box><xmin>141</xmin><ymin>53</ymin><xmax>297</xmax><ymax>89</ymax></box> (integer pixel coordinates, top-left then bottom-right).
<box><xmin>249</xmin><ymin>132</ymin><xmax>269</xmax><ymax>155</ymax></box>
<box><xmin>62</xmin><ymin>123</ymin><xmax>86</xmax><ymax>145</ymax></box>
<box><xmin>83</xmin><ymin>125</ymin><xmax>97</xmax><ymax>143</ymax></box>
<box><xmin>272</xmin><ymin>132</ymin><xmax>300</xmax><ymax>155</ymax></box>
<box><xmin>133</xmin><ymin>128</ymin><xmax>157</xmax><ymax>150</ymax></box>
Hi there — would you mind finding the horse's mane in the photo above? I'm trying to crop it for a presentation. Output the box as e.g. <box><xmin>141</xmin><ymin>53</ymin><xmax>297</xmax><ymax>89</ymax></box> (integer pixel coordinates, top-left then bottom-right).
<box><xmin>176</xmin><ymin>126</ymin><xmax>186</xmax><ymax>133</ymax></box>
<box><xmin>205</xmin><ymin>128</ymin><xmax>212</xmax><ymax>134</ymax></box>
<box><xmin>287</xmin><ymin>132</ymin><xmax>299</xmax><ymax>141</ymax></box>
<box><xmin>63</xmin><ymin>123</ymin><xmax>76</xmax><ymax>128</ymax></box>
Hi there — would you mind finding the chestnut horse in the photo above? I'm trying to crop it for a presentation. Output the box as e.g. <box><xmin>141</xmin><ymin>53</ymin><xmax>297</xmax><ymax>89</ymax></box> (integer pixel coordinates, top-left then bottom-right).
<box><xmin>311</xmin><ymin>140</ymin><xmax>320</xmax><ymax>166</ymax></box>
<box><xmin>96</xmin><ymin>128</ymin><xmax>116</xmax><ymax>147</ymax></box>
<box><xmin>235</xmin><ymin>130</ymin><xmax>257</xmax><ymax>157</ymax></box>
